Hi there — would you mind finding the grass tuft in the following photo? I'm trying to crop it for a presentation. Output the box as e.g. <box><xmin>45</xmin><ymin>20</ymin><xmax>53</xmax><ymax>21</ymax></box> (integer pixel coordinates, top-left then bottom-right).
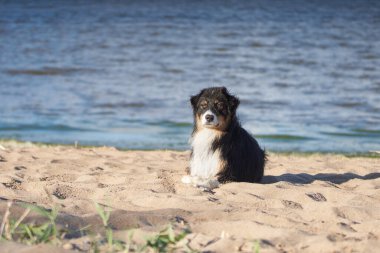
<box><xmin>142</xmin><ymin>224</ymin><xmax>193</xmax><ymax>253</ymax></box>
<box><xmin>1</xmin><ymin>201</ymin><xmax>196</xmax><ymax>252</ymax></box>
<box><xmin>253</xmin><ymin>240</ymin><xmax>260</xmax><ymax>253</ymax></box>
<box><xmin>0</xmin><ymin>201</ymin><xmax>65</xmax><ymax>245</ymax></box>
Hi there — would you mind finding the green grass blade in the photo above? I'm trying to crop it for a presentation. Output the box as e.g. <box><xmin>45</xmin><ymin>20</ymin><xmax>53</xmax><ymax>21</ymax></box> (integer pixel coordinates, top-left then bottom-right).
<box><xmin>20</xmin><ymin>204</ymin><xmax>50</xmax><ymax>218</ymax></box>
<box><xmin>40</xmin><ymin>224</ymin><xmax>53</xmax><ymax>243</ymax></box>
<box><xmin>167</xmin><ymin>225</ymin><xmax>175</xmax><ymax>243</ymax></box>
<box><xmin>22</xmin><ymin>224</ymin><xmax>34</xmax><ymax>242</ymax></box>
<box><xmin>94</xmin><ymin>203</ymin><xmax>110</xmax><ymax>227</ymax></box>
<box><xmin>106</xmin><ymin>228</ymin><xmax>113</xmax><ymax>248</ymax></box>
<box><xmin>253</xmin><ymin>240</ymin><xmax>260</xmax><ymax>253</ymax></box>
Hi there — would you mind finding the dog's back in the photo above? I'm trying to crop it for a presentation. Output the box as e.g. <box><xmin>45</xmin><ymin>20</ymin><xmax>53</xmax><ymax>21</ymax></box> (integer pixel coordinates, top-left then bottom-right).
<box><xmin>215</xmin><ymin>120</ymin><xmax>266</xmax><ymax>183</ymax></box>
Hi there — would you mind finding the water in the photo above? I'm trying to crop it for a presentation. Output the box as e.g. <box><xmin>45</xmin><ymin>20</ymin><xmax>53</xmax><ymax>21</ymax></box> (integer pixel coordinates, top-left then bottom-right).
<box><xmin>0</xmin><ymin>0</ymin><xmax>379</xmax><ymax>152</ymax></box>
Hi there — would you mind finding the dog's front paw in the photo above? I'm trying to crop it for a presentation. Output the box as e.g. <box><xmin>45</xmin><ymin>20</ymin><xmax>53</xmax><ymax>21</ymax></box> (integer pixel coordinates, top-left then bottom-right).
<box><xmin>207</xmin><ymin>179</ymin><xmax>220</xmax><ymax>189</ymax></box>
<box><xmin>195</xmin><ymin>178</ymin><xmax>220</xmax><ymax>190</ymax></box>
<box><xmin>182</xmin><ymin>176</ymin><xmax>220</xmax><ymax>189</ymax></box>
<box><xmin>181</xmin><ymin>175</ymin><xmax>192</xmax><ymax>184</ymax></box>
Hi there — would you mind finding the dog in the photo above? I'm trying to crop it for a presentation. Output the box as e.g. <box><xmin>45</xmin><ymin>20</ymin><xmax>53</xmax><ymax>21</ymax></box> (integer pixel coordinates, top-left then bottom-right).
<box><xmin>182</xmin><ymin>87</ymin><xmax>266</xmax><ymax>189</ymax></box>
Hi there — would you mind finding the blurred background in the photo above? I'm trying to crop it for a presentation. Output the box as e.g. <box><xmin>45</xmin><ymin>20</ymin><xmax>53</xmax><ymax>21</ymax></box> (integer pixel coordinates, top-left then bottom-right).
<box><xmin>0</xmin><ymin>0</ymin><xmax>379</xmax><ymax>152</ymax></box>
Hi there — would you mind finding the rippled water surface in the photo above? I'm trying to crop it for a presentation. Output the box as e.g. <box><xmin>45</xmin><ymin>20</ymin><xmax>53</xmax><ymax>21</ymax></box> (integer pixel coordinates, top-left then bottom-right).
<box><xmin>1</xmin><ymin>0</ymin><xmax>380</xmax><ymax>152</ymax></box>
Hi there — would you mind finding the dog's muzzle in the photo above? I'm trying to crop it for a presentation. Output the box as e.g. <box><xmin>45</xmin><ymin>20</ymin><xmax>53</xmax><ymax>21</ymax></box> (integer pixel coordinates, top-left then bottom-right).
<box><xmin>201</xmin><ymin>110</ymin><xmax>218</xmax><ymax>127</ymax></box>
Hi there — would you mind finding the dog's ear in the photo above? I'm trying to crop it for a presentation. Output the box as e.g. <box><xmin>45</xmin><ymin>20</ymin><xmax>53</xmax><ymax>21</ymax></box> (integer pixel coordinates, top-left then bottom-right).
<box><xmin>229</xmin><ymin>95</ymin><xmax>240</xmax><ymax>112</ymax></box>
<box><xmin>220</xmin><ymin>86</ymin><xmax>228</xmax><ymax>94</ymax></box>
<box><xmin>190</xmin><ymin>93</ymin><xmax>201</xmax><ymax>108</ymax></box>
<box><xmin>221</xmin><ymin>87</ymin><xmax>240</xmax><ymax>112</ymax></box>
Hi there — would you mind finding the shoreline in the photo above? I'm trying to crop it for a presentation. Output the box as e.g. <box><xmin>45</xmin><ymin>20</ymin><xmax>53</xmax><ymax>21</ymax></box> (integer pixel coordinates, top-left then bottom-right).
<box><xmin>1</xmin><ymin>139</ymin><xmax>379</xmax><ymax>158</ymax></box>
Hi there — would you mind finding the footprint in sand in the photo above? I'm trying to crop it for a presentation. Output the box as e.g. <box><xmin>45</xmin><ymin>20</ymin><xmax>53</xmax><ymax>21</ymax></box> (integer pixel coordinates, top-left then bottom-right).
<box><xmin>368</xmin><ymin>232</ymin><xmax>378</xmax><ymax>240</ymax></box>
<box><xmin>207</xmin><ymin>197</ymin><xmax>220</xmax><ymax>204</ymax></box>
<box><xmin>334</xmin><ymin>207</ymin><xmax>348</xmax><ymax>219</ymax></box>
<box><xmin>53</xmin><ymin>185</ymin><xmax>74</xmax><ymax>200</ymax></box>
<box><xmin>327</xmin><ymin>233</ymin><xmax>346</xmax><ymax>242</ymax></box>
<box><xmin>91</xmin><ymin>166</ymin><xmax>104</xmax><ymax>171</ymax></box>
<box><xmin>14</xmin><ymin>166</ymin><xmax>27</xmax><ymax>170</ymax></box>
<box><xmin>50</xmin><ymin>159</ymin><xmax>65</xmax><ymax>164</ymax></box>
<box><xmin>338</xmin><ymin>222</ymin><xmax>357</xmax><ymax>232</ymax></box>
<box><xmin>328</xmin><ymin>233</ymin><xmax>361</xmax><ymax>242</ymax></box>
<box><xmin>3</xmin><ymin>178</ymin><xmax>22</xmax><ymax>190</ymax></box>
<box><xmin>89</xmin><ymin>166</ymin><xmax>105</xmax><ymax>175</ymax></box>
<box><xmin>40</xmin><ymin>174</ymin><xmax>77</xmax><ymax>182</ymax></box>
<box><xmin>15</xmin><ymin>172</ymin><xmax>25</xmax><ymax>179</ymax></box>
<box><xmin>282</xmin><ymin>200</ymin><xmax>303</xmax><ymax>209</ymax></box>
<box><xmin>157</xmin><ymin>170</ymin><xmax>176</xmax><ymax>194</ymax></box>
<box><xmin>52</xmin><ymin>185</ymin><xmax>92</xmax><ymax>200</ymax></box>
<box><xmin>306</xmin><ymin>192</ymin><xmax>327</xmax><ymax>202</ymax></box>
<box><xmin>0</xmin><ymin>155</ymin><xmax>6</xmax><ymax>162</ymax></box>
<box><xmin>247</xmin><ymin>193</ymin><xmax>265</xmax><ymax>200</ymax></box>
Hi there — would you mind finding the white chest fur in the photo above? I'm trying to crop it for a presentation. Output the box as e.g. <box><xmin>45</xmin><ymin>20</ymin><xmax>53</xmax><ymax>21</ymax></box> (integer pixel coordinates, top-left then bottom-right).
<box><xmin>190</xmin><ymin>129</ymin><xmax>222</xmax><ymax>179</ymax></box>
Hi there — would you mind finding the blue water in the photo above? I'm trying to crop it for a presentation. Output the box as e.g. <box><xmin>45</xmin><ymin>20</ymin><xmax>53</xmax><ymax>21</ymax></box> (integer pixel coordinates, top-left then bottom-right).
<box><xmin>0</xmin><ymin>0</ymin><xmax>380</xmax><ymax>152</ymax></box>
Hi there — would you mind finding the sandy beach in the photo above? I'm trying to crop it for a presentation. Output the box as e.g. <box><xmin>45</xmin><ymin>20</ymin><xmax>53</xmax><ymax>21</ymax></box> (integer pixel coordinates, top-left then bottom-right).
<box><xmin>0</xmin><ymin>141</ymin><xmax>379</xmax><ymax>252</ymax></box>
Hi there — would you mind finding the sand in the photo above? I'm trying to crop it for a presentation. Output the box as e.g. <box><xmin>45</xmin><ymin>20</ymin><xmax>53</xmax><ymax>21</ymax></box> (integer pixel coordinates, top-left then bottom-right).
<box><xmin>0</xmin><ymin>141</ymin><xmax>379</xmax><ymax>252</ymax></box>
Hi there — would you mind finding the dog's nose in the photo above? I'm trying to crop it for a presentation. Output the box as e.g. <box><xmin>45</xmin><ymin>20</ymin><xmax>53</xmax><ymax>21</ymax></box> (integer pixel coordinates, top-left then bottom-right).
<box><xmin>205</xmin><ymin>114</ymin><xmax>214</xmax><ymax>122</ymax></box>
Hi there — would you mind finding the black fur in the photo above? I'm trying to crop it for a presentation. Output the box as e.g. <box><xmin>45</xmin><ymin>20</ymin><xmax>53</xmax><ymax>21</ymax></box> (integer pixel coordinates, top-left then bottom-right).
<box><xmin>214</xmin><ymin>120</ymin><xmax>266</xmax><ymax>183</ymax></box>
<box><xmin>190</xmin><ymin>87</ymin><xmax>266</xmax><ymax>183</ymax></box>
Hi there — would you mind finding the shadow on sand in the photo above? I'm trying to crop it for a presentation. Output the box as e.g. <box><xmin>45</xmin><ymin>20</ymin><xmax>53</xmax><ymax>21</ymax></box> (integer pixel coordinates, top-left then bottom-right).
<box><xmin>262</xmin><ymin>172</ymin><xmax>380</xmax><ymax>184</ymax></box>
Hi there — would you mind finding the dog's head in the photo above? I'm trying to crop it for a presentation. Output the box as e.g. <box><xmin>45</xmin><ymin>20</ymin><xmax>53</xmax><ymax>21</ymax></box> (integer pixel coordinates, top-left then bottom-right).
<box><xmin>190</xmin><ymin>87</ymin><xmax>240</xmax><ymax>131</ymax></box>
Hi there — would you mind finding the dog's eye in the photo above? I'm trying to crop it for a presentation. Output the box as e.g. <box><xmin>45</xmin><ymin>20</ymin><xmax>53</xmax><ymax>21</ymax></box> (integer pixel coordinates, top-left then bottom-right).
<box><xmin>216</xmin><ymin>102</ymin><xmax>225</xmax><ymax>110</ymax></box>
<box><xmin>200</xmin><ymin>101</ymin><xmax>208</xmax><ymax>109</ymax></box>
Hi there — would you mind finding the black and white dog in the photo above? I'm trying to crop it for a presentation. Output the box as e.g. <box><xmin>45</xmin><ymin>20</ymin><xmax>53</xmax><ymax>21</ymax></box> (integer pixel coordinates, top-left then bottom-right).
<box><xmin>182</xmin><ymin>87</ymin><xmax>266</xmax><ymax>188</ymax></box>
